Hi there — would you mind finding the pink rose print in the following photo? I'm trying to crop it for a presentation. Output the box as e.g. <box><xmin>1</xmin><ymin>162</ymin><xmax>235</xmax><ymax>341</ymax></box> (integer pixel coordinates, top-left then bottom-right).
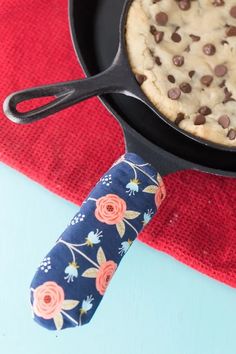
<box><xmin>33</xmin><ymin>281</ymin><xmax>65</xmax><ymax>320</ymax></box>
<box><xmin>155</xmin><ymin>180</ymin><xmax>166</xmax><ymax>208</ymax></box>
<box><xmin>96</xmin><ymin>260</ymin><xmax>117</xmax><ymax>295</ymax></box>
<box><xmin>95</xmin><ymin>194</ymin><xmax>127</xmax><ymax>225</ymax></box>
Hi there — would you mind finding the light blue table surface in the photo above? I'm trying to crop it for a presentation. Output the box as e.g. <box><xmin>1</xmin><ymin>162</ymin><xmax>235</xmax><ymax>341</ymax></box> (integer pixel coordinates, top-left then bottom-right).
<box><xmin>0</xmin><ymin>162</ymin><xmax>236</xmax><ymax>354</ymax></box>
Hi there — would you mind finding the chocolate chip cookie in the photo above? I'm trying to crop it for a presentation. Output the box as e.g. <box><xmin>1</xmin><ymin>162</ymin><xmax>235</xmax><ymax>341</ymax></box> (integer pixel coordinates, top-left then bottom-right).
<box><xmin>126</xmin><ymin>0</ymin><xmax>236</xmax><ymax>146</ymax></box>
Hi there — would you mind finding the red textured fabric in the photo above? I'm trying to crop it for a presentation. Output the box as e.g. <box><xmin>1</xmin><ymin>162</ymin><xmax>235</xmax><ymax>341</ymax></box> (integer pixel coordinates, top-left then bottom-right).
<box><xmin>1</xmin><ymin>1</ymin><xmax>236</xmax><ymax>287</ymax></box>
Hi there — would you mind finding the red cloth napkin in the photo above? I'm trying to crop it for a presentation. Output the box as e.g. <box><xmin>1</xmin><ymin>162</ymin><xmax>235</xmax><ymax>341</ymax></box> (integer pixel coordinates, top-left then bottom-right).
<box><xmin>1</xmin><ymin>0</ymin><xmax>236</xmax><ymax>288</ymax></box>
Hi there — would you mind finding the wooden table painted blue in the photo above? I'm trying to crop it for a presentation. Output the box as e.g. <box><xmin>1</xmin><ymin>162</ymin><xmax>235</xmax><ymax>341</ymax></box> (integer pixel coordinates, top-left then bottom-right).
<box><xmin>0</xmin><ymin>163</ymin><xmax>236</xmax><ymax>354</ymax></box>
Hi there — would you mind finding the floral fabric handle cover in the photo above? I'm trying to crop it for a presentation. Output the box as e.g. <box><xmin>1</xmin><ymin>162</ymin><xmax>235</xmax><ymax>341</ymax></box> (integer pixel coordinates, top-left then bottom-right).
<box><xmin>30</xmin><ymin>153</ymin><xmax>166</xmax><ymax>330</ymax></box>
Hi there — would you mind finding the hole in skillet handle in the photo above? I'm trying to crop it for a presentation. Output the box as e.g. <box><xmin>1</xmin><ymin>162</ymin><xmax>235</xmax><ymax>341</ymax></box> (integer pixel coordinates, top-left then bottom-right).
<box><xmin>17</xmin><ymin>97</ymin><xmax>55</xmax><ymax>113</ymax></box>
<box><xmin>3</xmin><ymin>84</ymin><xmax>76</xmax><ymax>124</ymax></box>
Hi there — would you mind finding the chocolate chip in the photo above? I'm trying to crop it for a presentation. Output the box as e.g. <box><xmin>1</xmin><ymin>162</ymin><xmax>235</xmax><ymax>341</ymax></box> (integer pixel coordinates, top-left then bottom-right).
<box><xmin>135</xmin><ymin>74</ymin><xmax>147</xmax><ymax>85</ymax></box>
<box><xmin>154</xmin><ymin>31</ymin><xmax>164</xmax><ymax>43</ymax></box>
<box><xmin>172</xmin><ymin>55</ymin><xmax>184</xmax><ymax>66</ymax></box>
<box><xmin>189</xmin><ymin>70</ymin><xmax>195</xmax><ymax>78</ymax></box>
<box><xmin>175</xmin><ymin>112</ymin><xmax>185</xmax><ymax>125</ymax></box>
<box><xmin>226</xmin><ymin>26</ymin><xmax>236</xmax><ymax>37</ymax></box>
<box><xmin>179</xmin><ymin>82</ymin><xmax>192</xmax><ymax>93</ymax></box>
<box><xmin>155</xmin><ymin>56</ymin><xmax>162</xmax><ymax>65</ymax></box>
<box><xmin>212</xmin><ymin>0</ymin><xmax>225</xmax><ymax>5</ymax></box>
<box><xmin>223</xmin><ymin>87</ymin><xmax>235</xmax><ymax>103</ymax></box>
<box><xmin>171</xmin><ymin>32</ymin><xmax>182</xmax><ymax>42</ymax></box>
<box><xmin>168</xmin><ymin>87</ymin><xmax>181</xmax><ymax>100</ymax></box>
<box><xmin>203</xmin><ymin>43</ymin><xmax>216</xmax><ymax>55</ymax></box>
<box><xmin>150</xmin><ymin>25</ymin><xmax>157</xmax><ymax>35</ymax></box>
<box><xmin>198</xmin><ymin>106</ymin><xmax>212</xmax><ymax>115</ymax></box>
<box><xmin>184</xmin><ymin>45</ymin><xmax>190</xmax><ymax>52</ymax></box>
<box><xmin>167</xmin><ymin>75</ymin><xmax>175</xmax><ymax>83</ymax></box>
<box><xmin>189</xmin><ymin>34</ymin><xmax>200</xmax><ymax>42</ymax></box>
<box><xmin>230</xmin><ymin>6</ymin><xmax>236</xmax><ymax>18</ymax></box>
<box><xmin>219</xmin><ymin>80</ymin><xmax>226</xmax><ymax>88</ymax></box>
<box><xmin>221</xmin><ymin>40</ymin><xmax>229</xmax><ymax>45</ymax></box>
<box><xmin>155</xmin><ymin>12</ymin><xmax>168</xmax><ymax>26</ymax></box>
<box><xmin>218</xmin><ymin>115</ymin><xmax>230</xmax><ymax>129</ymax></box>
<box><xmin>194</xmin><ymin>114</ymin><xmax>206</xmax><ymax>125</ymax></box>
<box><xmin>214</xmin><ymin>64</ymin><xmax>228</xmax><ymax>77</ymax></box>
<box><xmin>200</xmin><ymin>75</ymin><xmax>213</xmax><ymax>87</ymax></box>
<box><xmin>149</xmin><ymin>48</ymin><xmax>154</xmax><ymax>57</ymax></box>
<box><xmin>227</xmin><ymin>129</ymin><xmax>236</xmax><ymax>140</ymax></box>
<box><xmin>178</xmin><ymin>0</ymin><xmax>191</xmax><ymax>11</ymax></box>
<box><xmin>152</xmin><ymin>0</ymin><xmax>161</xmax><ymax>3</ymax></box>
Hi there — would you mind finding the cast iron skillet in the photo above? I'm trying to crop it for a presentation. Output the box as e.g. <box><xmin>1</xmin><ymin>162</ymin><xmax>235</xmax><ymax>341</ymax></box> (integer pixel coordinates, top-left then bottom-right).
<box><xmin>3</xmin><ymin>0</ymin><xmax>236</xmax><ymax>177</ymax></box>
<box><xmin>3</xmin><ymin>0</ymin><xmax>236</xmax><ymax>329</ymax></box>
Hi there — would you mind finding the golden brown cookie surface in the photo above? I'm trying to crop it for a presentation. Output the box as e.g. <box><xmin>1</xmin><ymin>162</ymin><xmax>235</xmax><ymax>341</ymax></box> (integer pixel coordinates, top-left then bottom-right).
<box><xmin>126</xmin><ymin>0</ymin><xmax>236</xmax><ymax>146</ymax></box>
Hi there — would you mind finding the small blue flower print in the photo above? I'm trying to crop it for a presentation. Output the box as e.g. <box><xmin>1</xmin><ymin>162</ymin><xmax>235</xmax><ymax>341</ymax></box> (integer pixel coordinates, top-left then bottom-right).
<box><xmin>142</xmin><ymin>209</ymin><xmax>154</xmax><ymax>225</ymax></box>
<box><xmin>126</xmin><ymin>179</ymin><xmax>140</xmax><ymax>196</ymax></box>
<box><xmin>39</xmin><ymin>257</ymin><xmax>51</xmax><ymax>273</ymax></box>
<box><xmin>118</xmin><ymin>240</ymin><xmax>132</xmax><ymax>256</ymax></box>
<box><xmin>85</xmin><ymin>229</ymin><xmax>103</xmax><ymax>246</ymax></box>
<box><xmin>80</xmin><ymin>295</ymin><xmax>94</xmax><ymax>314</ymax></box>
<box><xmin>64</xmin><ymin>262</ymin><xmax>79</xmax><ymax>283</ymax></box>
<box><xmin>101</xmin><ymin>174</ymin><xmax>112</xmax><ymax>186</ymax></box>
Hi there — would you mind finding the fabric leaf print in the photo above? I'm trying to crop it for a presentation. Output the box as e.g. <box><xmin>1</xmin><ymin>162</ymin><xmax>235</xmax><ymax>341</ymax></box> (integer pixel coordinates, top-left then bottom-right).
<box><xmin>82</xmin><ymin>268</ymin><xmax>98</xmax><ymax>278</ymax></box>
<box><xmin>53</xmin><ymin>312</ymin><xmax>64</xmax><ymax>330</ymax></box>
<box><xmin>157</xmin><ymin>174</ymin><xmax>162</xmax><ymax>183</ymax></box>
<box><xmin>143</xmin><ymin>185</ymin><xmax>157</xmax><ymax>194</ymax></box>
<box><xmin>61</xmin><ymin>300</ymin><xmax>79</xmax><ymax>311</ymax></box>
<box><xmin>116</xmin><ymin>220</ymin><xmax>126</xmax><ymax>238</ymax></box>
<box><xmin>124</xmin><ymin>210</ymin><xmax>140</xmax><ymax>219</ymax></box>
<box><xmin>97</xmin><ymin>247</ymin><xmax>106</xmax><ymax>266</ymax></box>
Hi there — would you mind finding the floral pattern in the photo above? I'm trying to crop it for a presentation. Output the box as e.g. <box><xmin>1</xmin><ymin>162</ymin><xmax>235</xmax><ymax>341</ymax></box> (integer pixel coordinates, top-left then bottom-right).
<box><xmin>95</xmin><ymin>194</ymin><xmax>127</xmax><ymax>225</ymax></box>
<box><xmin>126</xmin><ymin>179</ymin><xmax>140</xmax><ymax>196</ymax></box>
<box><xmin>96</xmin><ymin>260</ymin><xmax>117</xmax><ymax>295</ymax></box>
<box><xmin>118</xmin><ymin>240</ymin><xmax>132</xmax><ymax>256</ymax></box>
<box><xmin>64</xmin><ymin>262</ymin><xmax>79</xmax><ymax>283</ymax></box>
<box><xmin>30</xmin><ymin>153</ymin><xmax>165</xmax><ymax>330</ymax></box>
<box><xmin>32</xmin><ymin>281</ymin><xmax>79</xmax><ymax>330</ymax></box>
<box><xmin>33</xmin><ymin>281</ymin><xmax>65</xmax><ymax>320</ymax></box>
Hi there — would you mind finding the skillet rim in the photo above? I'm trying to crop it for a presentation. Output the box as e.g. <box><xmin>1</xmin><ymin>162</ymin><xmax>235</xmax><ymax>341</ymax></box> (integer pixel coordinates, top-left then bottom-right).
<box><xmin>68</xmin><ymin>0</ymin><xmax>236</xmax><ymax>177</ymax></box>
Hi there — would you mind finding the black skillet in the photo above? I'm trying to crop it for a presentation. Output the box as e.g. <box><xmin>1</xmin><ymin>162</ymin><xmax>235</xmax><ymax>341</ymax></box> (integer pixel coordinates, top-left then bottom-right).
<box><xmin>3</xmin><ymin>0</ymin><xmax>236</xmax><ymax>179</ymax></box>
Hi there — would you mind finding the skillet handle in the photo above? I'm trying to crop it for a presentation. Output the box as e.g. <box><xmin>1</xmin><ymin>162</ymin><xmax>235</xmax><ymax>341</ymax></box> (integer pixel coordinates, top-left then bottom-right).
<box><xmin>30</xmin><ymin>153</ymin><xmax>166</xmax><ymax>330</ymax></box>
<box><xmin>3</xmin><ymin>65</ymin><xmax>126</xmax><ymax>124</ymax></box>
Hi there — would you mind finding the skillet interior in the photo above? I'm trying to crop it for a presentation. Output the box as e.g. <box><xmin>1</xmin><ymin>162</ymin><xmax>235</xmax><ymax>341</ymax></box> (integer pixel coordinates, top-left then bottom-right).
<box><xmin>70</xmin><ymin>0</ymin><xmax>236</xmax><ymax>174</ymax></box>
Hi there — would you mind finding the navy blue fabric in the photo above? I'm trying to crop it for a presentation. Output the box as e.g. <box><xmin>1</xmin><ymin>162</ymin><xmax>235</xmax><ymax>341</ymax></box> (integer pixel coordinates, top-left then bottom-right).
<box><xmin>30</xmin><ymin>153</ymin><xmax>164</xmax><ymax>330</ymax></box>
